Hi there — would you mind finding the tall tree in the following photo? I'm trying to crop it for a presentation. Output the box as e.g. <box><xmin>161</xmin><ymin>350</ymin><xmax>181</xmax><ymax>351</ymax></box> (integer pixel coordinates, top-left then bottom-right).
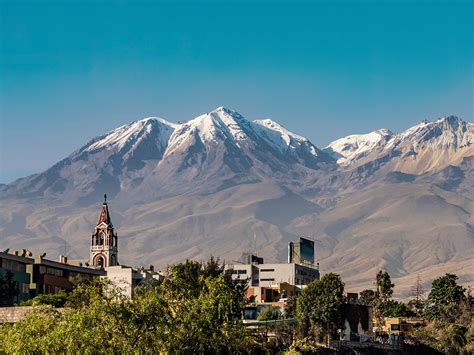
<box><xmin>425</xmin><ymin>273</ymin><xmax>466</xmax><ymax>322</ymax></box>
<box><xmin>373</xmin><ymin>270</ymin><xmax>395</xmax><ymax>326</ymax></box>
<box><xmin>283</xmin><ymin>295</ymin><xmax>297</xmax><ymax>319</ymax></box>
<box><xmin>375</xmin><ymin>270</ymin><xmax>394</xmax><ymax>302</ymax></box>
<box><xmin>296</xmin><ymin>273</ymin><xmax>345</xmax><ymax>342</ymax></box>
<box><xmin>408</xmin><ymin>275</ymin><xmax>426</xmax><ymax>317</ymax></box>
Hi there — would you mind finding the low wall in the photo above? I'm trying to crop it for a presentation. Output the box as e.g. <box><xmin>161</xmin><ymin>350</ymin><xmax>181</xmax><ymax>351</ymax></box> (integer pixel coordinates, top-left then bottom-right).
<box><xmin>0</xmin><ymin>306</ymin><xmax>33</xmax><ymax>323</ymax></box>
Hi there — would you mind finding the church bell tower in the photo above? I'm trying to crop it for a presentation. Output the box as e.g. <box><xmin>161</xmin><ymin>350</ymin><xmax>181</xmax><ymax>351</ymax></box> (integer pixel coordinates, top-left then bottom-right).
<box><xmin>90</xmin><ymin>194</ymin><xmax>118</xmax><ymax>268</ymax></box>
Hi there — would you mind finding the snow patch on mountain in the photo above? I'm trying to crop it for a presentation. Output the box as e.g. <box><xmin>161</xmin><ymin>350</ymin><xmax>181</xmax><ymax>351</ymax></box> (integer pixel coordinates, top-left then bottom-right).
<box><xmin>253</xmin><ymin>119</ymin><xmax>318</xmax><ymax>156</ymax></box>
<box><xmin>325</xmin><ymin>128</ymin><xmax>394</xmax><ymax>165</ymax></box>
<box><xmin>398</xmin><ymin>116</ymin><xmax>474</xmax><ymax>149</ymax></box>
<box><xmin>326</xmin><ymin>116</ymin><xmax>474</xmax><ymax>173</ymax></box>
<box><xmin>85</xmin><ymin>117</ymin><xmax>178</xmax><ymax>153</ymax></box>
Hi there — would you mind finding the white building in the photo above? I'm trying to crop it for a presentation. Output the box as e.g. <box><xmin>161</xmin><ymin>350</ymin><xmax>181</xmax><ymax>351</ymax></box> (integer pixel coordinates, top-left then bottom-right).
<box><xmin>104</xmin><ymin>265</ymin><xmax>164</xmax><ymax>298</ymax></box>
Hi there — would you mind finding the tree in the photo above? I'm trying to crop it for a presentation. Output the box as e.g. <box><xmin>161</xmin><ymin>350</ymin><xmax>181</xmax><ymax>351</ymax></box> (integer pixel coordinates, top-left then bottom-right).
<box><xmin>0</xmin><ymin>270</ymin><xmax>20</xmax><ymax>306</ymax></box>
<box><xmin>382</xmin><ymin>300</ymin><xmax>414</xmax><ymax>317</ymax></box>
<box><xmin>283</xmin><ymin>295</ymin><xmax>297</xmax><ymax>319</ymax></box>
<box><xmin>258</xmin><ymin>306</ymin><xmax>281</xmax><ymax>321</ymax></box>
<box><xmin>410</xmin><ymin>321</ymin><xmax>470</xmax><ymax>354</ymax></box>
<box><xmin>20</xmin><ymin>290</ymin><xmax>70</xmax><ymax>307</ymax></box>
<box><xmin>424</xmin><ymin>273</ymin><xmax>466</xmax><ymax>322</ymax></box>
<box><xmin>408</xmin><ymin>275</ymin><xmax>426</xmax><ymax>317</ymax></box>
<box><xmin>359</xmin><ymin>289</ymin><xmax>376</xmax><ymax>306</ymax></box>
<box><xmin>373</xmin><ymin>270</ymin><xmax>394</xmax><ymax>326</ymax></box>
<box><xmin>409</xmin><ymin>275</ymin><xmax>473</xmax><ymax>353</ymax></box>
<box><xmin>375</xmin><ymin>270</ymin><xmax>394</xmax><ymax>302</ymax></box>
<box><xmin>296</xmin><ymin>273</ymin><xmax>345</xmax><ymax>342</ymax></box>
<box><xmin>0</xmin><ymin>258</ymin><xmax>253</xmax><ymax>353</ymax></box>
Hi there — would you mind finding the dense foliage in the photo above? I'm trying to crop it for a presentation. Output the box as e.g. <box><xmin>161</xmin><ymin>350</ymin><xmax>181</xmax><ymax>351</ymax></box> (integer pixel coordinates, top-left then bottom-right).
<box><xmin>257</xmin><ymin>306</ymin><xmax>281</xmax><ymax>321</ymax></box>
<box><xmin>0</xmin><ymin>263</ymin><xmax>472</xmax><ymax>353</ymax></box>
<box><xmin>0</xmin><ymin>259</ymin><xmax>251</xmax><ymax>353</ymax></box>
<box><xmin>296</xmin><ymin>273</ymin><xmax>345</xmax><ymax>341</ymax></box>
<box><xmin>381</xmin><ymin>299</ymin><xmax>414</xmax><ymax>317</ymax></box>
<box><xmin>20</xmin><ymin>289</ymin><xmax>70</xmax><ymax>307</ymax></box>
<box><xmin>424</xmin><ymin>273</ymin><xmax>466</xmax><ymax>321</ymax></box>
<box><xmin>409</xmin><ymin>273</ymin><xmax>473</xmax><ymax>354</ymax></box>
<box><xmin>358</xmin><ymin>289</ymin><xmax>375</xmax><ymax>306</ymax></box>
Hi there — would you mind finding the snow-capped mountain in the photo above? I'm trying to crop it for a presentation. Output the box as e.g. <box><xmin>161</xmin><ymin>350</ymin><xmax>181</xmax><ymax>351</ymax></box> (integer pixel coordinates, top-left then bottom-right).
<box><xmin>1</xmin><ymin>109</ymin><xmax>473</xmax><ymax>298</ymax></box>
<box><xmin>326</xmin><ymin>116</ymin><xmax>474</xmax><ymax>174</ymax></box>
<box><xmin>2</xmin><ymin>107</ymin><xmax>334</xmax><ymax>203</ymax></box>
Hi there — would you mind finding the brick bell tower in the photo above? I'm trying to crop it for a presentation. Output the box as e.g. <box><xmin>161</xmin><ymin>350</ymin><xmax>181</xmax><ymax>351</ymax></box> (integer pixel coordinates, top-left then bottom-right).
<box><xmin>90</xmin><ymin>194</ymin><xmax>118</xmax><ymax>268</ymax></box>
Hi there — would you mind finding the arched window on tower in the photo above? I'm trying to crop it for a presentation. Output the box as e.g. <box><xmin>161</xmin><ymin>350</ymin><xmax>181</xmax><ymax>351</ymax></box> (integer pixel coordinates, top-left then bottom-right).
<box><xmin>98</xmin><ymin>233</ymin><xmax>104</xmax><ymax>246</ymax></box>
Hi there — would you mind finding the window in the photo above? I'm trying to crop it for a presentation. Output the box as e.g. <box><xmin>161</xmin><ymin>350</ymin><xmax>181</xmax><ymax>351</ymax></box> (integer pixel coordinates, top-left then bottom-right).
<box><xmin>47</xmin><ymin>267</ymin><xmax>63</xmax><ymax>277</ymax></box>
<box><xmin>260</xmin><ymin>278</ymin><xmax>275</xmax><ymax>282</ymax></box>
<box><xmin>237</xmin><ymin>270</ymin><xmax>247</xmax><ymax>274</ymax></box>
<box><xmin>0</xmin><ymin>259</ymin><xmax>27</xmax><ymax>272</ymax></box>
<box><xmin>260</xmin><ymin>269</ymin><xmax>275</xmax><ymax>272</ymax></box>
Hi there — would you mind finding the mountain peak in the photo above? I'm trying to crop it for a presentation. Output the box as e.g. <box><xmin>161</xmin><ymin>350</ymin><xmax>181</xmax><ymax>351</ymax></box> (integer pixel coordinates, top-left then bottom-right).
<box><xmin>436</xmin><ymin>115</ymin><xmax>466</xmax><ymax>129</ymax></box>
<box><xmin>325</xmin><ymin>128</ymin><xmax>395</xmax><ymax>165</ymax></box>
<box><xmin>439</xmin><ymin>115</ymin><xmax>460</xmax><ymax>123</ymax></box>
<box><xmin>210</xmin><ymin>106</ymin><xmax>240</xmax><ymax>116</ymax></box>
<box><xmin>84</xmin><ymin>116</ymin><xmax>176</xmax><ymax>154</ymax></box>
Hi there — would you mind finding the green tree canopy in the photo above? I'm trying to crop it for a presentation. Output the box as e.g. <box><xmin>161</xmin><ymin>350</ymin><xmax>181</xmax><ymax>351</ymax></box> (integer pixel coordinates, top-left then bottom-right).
<box><xmin>258</xmin><ymin>306</ymin><xmax>281</xmax><ymax>321</ymax></box>
<box><xmin>0</xmin><ymin>258</ymin><xmax>252</xmax><ymax>353</ymax></box>
<box><xmin>296</xmin><ymin>273</ymin><xmax>345</xmax><ymax>339</ymax></box>
<box><xmin>425</xmin><ymin>273</ymin><xmax>466</xmax><ymax>322</ymax></box>
<box><xmin>283</xmin><ymin>295</ymin><xmax>297</xmax><ymax>319</ymax></box>
<box><xmin>376</xmin><ymin>270</ymin><xmax>394</xmax><ymax>302</ymax></box>
<box><xmin>382</xmin><ymin>299</ymin><xmax>414</xmax><ymax>317</ymax></box>
<box><xmin>359</xmin><ymin>289</ymin><xmax>376</xmax><ymax>306</ymax></box>
<box><xmin>20</xmin><ymin>290</ymin><xmax>70</xmax><ymax>307</ymax></box>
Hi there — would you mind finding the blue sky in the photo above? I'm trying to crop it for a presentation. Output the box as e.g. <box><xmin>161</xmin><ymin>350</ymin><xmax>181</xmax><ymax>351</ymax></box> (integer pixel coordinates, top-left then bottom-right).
<box><xmin>1</xmin><ymin>0</ymin><xmax>472</xmax><ymax>183</ymax></box>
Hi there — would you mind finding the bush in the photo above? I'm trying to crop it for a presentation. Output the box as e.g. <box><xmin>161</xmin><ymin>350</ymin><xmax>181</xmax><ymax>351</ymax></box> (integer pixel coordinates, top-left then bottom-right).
<box><xmin>20</xmin><ymin>290</ymin><xmax>70</xmax><ymax>307</ymax></box>
<box><xmin>258</xmin><ymin>306</ymin><xmax>281</xmax><ymax>321</ymax></box>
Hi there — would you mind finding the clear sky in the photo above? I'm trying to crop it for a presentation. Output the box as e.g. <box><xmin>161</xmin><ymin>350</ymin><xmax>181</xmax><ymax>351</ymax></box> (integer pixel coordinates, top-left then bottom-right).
<box><xmin>1</xmin><ymin>0</ymin><xmax>472</xmax><ymax>183</ymax></box>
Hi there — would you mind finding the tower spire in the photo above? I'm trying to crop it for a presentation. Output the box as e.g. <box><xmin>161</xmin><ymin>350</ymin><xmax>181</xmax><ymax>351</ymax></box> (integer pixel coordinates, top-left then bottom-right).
<box><xmin>90</xmin><ymin>193</ymin><xmax>118</xmax><ymax>268</ymax></box>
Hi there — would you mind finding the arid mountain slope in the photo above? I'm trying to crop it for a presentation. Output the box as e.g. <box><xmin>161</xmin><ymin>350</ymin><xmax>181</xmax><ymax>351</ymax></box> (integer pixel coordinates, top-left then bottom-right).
<box><xmin>1</xmin><ymin>108</ymin><xmax>473</xmax><ymax>298</ymax></box>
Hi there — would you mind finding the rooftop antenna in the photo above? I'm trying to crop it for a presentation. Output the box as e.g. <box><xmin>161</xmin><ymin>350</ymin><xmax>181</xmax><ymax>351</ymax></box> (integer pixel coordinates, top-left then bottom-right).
<box><xmin>104</xmin><ymin>193</ymin><xmax>107</xmax><ymax>203</ymax></box>
<box><xmin>60</xmin><ymin>239</ymin><xmax>69</xmax><ymax>257</ymax></box>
